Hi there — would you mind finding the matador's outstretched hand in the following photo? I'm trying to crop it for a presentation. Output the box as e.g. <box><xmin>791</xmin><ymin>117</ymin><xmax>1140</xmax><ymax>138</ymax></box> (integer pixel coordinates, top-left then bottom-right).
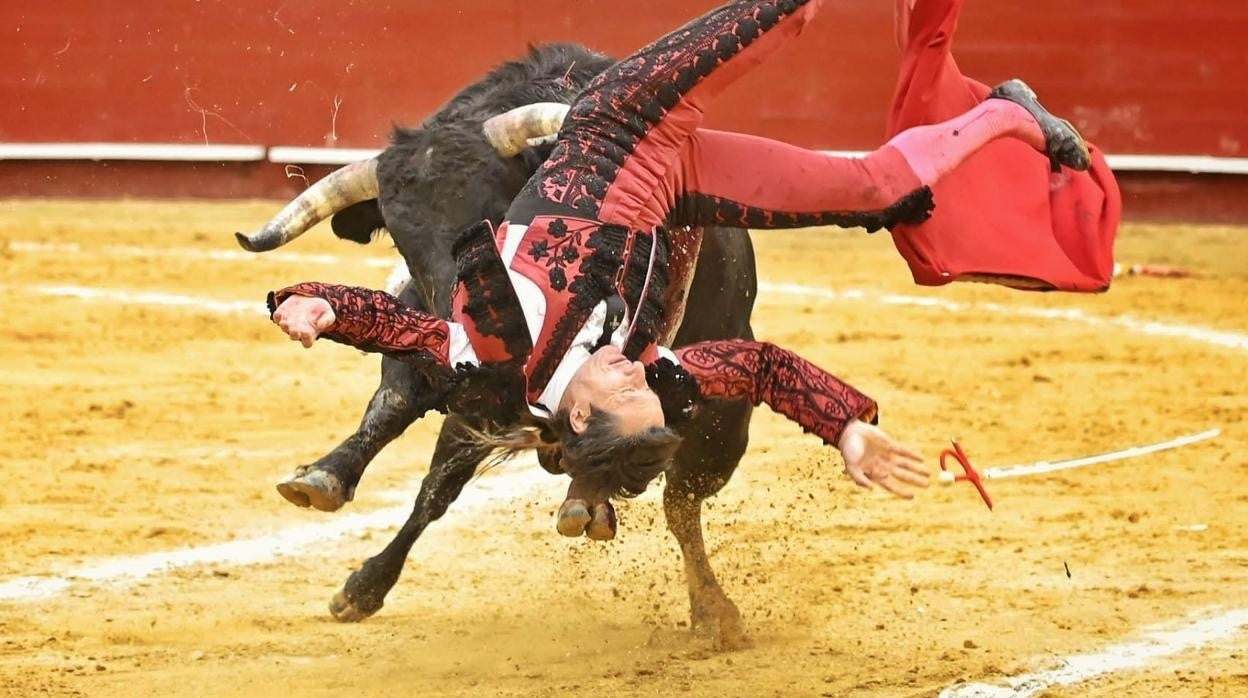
<box><xmin>838</xmin><ymin>420</ymin><xmax>930</xmax><ymax>499</ymax></box>
<box><xmin>272</xmin><ymin>295</ymin><xmax>336</xmax><ymax>348</ymax></box>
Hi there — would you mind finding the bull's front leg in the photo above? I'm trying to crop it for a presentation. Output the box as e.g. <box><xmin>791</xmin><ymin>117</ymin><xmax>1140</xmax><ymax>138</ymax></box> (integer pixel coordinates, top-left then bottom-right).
<box><xmin>330</xmin><ymin>415</ymin><xmax>490</xmax><ymax>622</ymax></box>
<box><xmin>275</xmin><ymin>282</ymin><xmax>440</xmax><ymax>512</ymax></box>
<box><xmin>663</xmin><ymin>398</ymin><xmax>754</xmax><ymax>651</ymax></box>
<box><xmin>276</xmin><ymin>355</ymin><xmax>439</xmax><ymax>511</ymax></box>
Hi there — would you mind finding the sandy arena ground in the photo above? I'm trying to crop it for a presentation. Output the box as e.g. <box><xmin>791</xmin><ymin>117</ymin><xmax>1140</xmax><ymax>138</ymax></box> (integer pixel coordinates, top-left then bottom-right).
<box><xmin>0</xmin><ymin>199</ymin><xmax>1245</xmax><ymax>697</ymax></box>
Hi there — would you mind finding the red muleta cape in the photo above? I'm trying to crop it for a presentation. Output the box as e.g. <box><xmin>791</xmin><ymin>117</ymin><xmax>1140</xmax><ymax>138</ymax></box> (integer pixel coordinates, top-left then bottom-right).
<box><xmin>886</xmin><ymin>0</ymin><xmax>1121</xmax><ymax>292</ymax></box>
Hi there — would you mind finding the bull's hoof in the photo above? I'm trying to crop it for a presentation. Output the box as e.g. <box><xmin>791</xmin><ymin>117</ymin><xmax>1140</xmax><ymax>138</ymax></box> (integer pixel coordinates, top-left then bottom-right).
<box><xmin>276</xmin><ymin>469</ymin><xmax>351</xmax><ymax>512</ymax></box>
<box><xmin>646</xmin><ymin>622</ymin><xmax>752</xmax><ymax>652</ymax></box>
<box><xmin>329</xmin><ymin>588</ymin><xmax>381</xmax><ymax>623</ymax></box>
<box><xmin>585</xmin><ymin>501</ymin><xmax>618</xmax><ymax>541</ymax></box>
<box><xmin>556</xmin><ymin>499</ymin><xmax>592</xmax><ymax>537</ymax></box>
<box><xmin>707</xmin><ymin>619</ymin><xmax>753</xmax><ymax>652</ymax></box>
<box><xmin>689</xmin><ymin>614</ymin><xmax>753</xmax><ymax>652</ymax></box>
<box><xmin>692</xmin><ymin>598</ymin><xmax>752</xmax><ymax>651</ymax></box>
<box><xmin>989</xmin><ymin>78</ymin><xmax>1090</xmax><ymax>172</ymax></box>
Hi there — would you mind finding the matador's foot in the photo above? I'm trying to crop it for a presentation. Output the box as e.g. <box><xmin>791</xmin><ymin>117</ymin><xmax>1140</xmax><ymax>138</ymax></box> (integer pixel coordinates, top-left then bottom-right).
<box><xmin>276</xmin><ymin>467</ymin><xmax>353</xmax><ymax>512</ymax></box>
<box><xmin>989</xmin><ymin>78</ymin><xmax>1090</xmax><ymax>172</ymax></box>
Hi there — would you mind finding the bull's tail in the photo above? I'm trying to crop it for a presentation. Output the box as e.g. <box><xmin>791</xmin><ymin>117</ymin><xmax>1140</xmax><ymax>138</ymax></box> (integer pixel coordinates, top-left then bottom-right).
<box><xmin>235</xmin><ymin>158</ymin><xmax>380</xmax><ymax>252</ymax></box>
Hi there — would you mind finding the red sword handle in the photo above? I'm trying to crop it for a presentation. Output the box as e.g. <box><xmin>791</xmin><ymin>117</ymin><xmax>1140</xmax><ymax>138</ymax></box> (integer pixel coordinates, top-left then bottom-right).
<box><xmin>939</xmin><ymin>440</ymin><xmax>994</xmax><ymax>511</ymax></box>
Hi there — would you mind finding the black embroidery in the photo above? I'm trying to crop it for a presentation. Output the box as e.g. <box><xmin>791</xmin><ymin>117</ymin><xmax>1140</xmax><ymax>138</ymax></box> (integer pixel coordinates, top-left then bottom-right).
<box><xmin>446</xmin><ymin>361</ymin><xmax>529</xmax><ymax>427</ymax></box>
<box><xmin>526</xmin><ymin>224</ymin><xmax>630</xmax><ymax>394</ymax></box>
<box><xmin>671</xmin><ymin>186</ymin><xmax>937</xmax><ymax>234</ymax></box>
<box><xmin>451</xmin><ymin>220</ymin><xmax>533</xmax><ymax>362</ymax></box>
<box><xmin>527</xmin><ymin>217</ymin><xmax>597</xmax><ymax>292</ymax></box>
<box><xmin>549</xmin><ymin>267</ymin><xmax>568</xmax><ymax>291</ymax></box>
<box><xmin>675</xmin><ymin>340</ymin><xmax>879</xmax><ymax>447</ymax></box>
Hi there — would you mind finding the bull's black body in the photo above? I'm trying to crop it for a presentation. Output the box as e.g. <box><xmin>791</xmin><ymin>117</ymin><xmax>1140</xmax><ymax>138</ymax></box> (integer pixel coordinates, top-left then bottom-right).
<box><xmin>306</xmin><ymin>44</ymin><xmax>759</xmax><ymax>647</ymax></box>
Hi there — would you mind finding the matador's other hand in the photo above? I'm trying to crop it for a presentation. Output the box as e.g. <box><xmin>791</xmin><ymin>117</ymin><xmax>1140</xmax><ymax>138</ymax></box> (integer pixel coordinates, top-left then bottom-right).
<box><xmin>272</xmin><ymin>295</ymin><xmax>335</xmax><ymax>348</ymax></box>
<box><xmin>837</xmin><ymin>420</ymin><xmax>930</xmax><ymax>499</ymax></box>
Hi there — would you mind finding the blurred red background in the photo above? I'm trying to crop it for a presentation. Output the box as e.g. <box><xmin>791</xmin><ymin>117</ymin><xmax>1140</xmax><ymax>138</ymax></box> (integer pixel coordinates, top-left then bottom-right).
<box><xmin>2</xmin><ymin>0</ymin><xmax>1246</xmax><ymax>220</ymax></box>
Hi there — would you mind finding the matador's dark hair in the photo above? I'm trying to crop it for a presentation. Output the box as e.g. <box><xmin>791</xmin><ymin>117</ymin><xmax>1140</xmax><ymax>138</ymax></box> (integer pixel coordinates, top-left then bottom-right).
<box><xmin>544</xmin><ymin>407</ymin><xmax>682</xmax><ymax>500</ymax></box>
<box><xmin>464</xmin><ymin>407</ymin><xmax>681</xmax><ymax>500</ymax></box>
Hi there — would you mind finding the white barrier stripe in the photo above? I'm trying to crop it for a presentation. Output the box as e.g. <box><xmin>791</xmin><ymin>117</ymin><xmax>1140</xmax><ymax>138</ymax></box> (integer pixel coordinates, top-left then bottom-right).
<box><xmin>0</xmin><ymin>464</ymin><xmax>550</xmax><ymax>603</ymax></box>
<box><xmin>0</xmin><ymin>143</ymin><xmax>266</xmax><ymax>162</ymax></box>
<box><xmin>263</xmin><ymin>148</ymin><xmax>1248</xmax><ymax>173</ymax></box>
<box><xmin>1103</xmin><ymin>154</ymin><xmax>1248</xmax><ymax>175</ymax></box>
<box><xmin>940</xmin><ymin>608</ymin><xmax>1248</xmax><ymax>698</ymax></box>
<box><xmin>267</xmin><ymin>146</ymin><xmax>382</xmax><ymax>165</ymax></box>
<box><xmin>279</xmin><ymin>150</ymin><xmax>1248</xmax><ymax>175</ymax></box>
<box><xmin>758</xmin><ymin>282</ymin><xmax>1248</xmax><ymax>351</ymax></box>
<box><xmin>982</xmin><ymin>428</ymin><xmax>1221</xmax><ymax>480</ymax></box>
<box><xmin>3</xmin><ymin>143</ymin><xmax>1245</xmax><ymax>172</ymax></box>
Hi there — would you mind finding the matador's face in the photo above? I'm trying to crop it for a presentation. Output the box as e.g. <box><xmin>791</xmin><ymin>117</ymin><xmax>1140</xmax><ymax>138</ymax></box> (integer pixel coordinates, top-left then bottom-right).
<box><xmin>562</xmin><ymin>345</ymin><xmax>664</xmax><ymax>436</ymax></box>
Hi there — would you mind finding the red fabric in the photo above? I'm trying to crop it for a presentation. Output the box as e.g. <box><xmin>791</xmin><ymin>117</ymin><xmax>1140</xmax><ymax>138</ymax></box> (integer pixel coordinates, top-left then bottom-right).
<box><xmin>675</xmin><ymin>340</ymin><xmax>877</xmax><ymax>446</ymax></box>
<box><xmin>885</xmin><ymin>0</ymin><xmax>1121</xmax><ymax>292</ymax></box>
<box><xmin>673</xmin><ymin>128</ymin><xmax>923</xmax><ymax>220</ymax></box>
<box><xmin>596</xmin><ymin>1</ymin><xmax>823</xmax><ymax>228</ymax></box>
<box><xmin>449</xmin><ymin>221</ymin><xmax>524</xmax><ymax>363</ymax></box>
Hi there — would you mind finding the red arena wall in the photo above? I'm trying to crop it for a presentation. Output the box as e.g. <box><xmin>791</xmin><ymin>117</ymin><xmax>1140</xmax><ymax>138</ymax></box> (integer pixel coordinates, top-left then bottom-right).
<box><xmin>2</xmin><ymin>0</ymin><xmax>1246</xmax><ymax>221</ymax></box>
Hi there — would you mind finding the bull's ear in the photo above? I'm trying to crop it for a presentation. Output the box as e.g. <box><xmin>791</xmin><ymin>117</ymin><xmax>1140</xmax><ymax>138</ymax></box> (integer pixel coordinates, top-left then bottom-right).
<box><xmin>331</xmin><ymin>199</ymin><xmax>386</xmax><ymax>244</ymax></box>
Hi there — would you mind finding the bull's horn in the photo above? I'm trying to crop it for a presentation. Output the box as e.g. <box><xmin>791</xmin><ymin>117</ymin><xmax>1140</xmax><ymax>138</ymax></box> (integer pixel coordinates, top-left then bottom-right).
<box><xmin>482</xmin><ymin>103</ymin><xmax>570</xmax><ymax>157</ymax></box>
<box><xmin>235</xmin><ymin>158</ymin><xmax>380</xmax><ymax>252</ymax></box>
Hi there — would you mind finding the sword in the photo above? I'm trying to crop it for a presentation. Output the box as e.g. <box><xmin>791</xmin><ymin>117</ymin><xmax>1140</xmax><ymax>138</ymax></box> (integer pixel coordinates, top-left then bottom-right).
<box><xmin>937</xmin><ymin>428</ymin><xmax>1222</xmax><ymax>510</ymax></box>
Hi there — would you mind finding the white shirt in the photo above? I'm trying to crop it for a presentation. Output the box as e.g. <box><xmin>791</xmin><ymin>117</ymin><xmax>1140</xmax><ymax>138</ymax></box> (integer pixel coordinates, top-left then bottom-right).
<box><xmin>440</xmin><ymin>222</ymin><xmax>676</xmax><ymax>418</ymax></box>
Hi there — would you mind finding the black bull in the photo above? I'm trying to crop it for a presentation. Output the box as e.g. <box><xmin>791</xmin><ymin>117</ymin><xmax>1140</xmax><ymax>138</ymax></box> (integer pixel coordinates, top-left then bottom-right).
<box><xmin>239</xmin><ymin>44</ymin><xmax>760</xmax><ymax>648</ymax></box>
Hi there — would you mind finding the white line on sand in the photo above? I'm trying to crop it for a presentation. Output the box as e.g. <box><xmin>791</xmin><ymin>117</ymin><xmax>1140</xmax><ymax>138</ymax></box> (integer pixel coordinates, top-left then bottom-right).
<box><xmin>25</xmin><ymin>284</ymin><xmax>268</xmax><ymax>315</ymax></box>
<box><xmin>758</xmin><ymin>282</ymin><xmax>1248</xmax><ymax>352</ymax></box>
<box><xmin>0</xmin><ymin>465</ymin><xmax>551</xmax><ymax>603</ymax></box>
<box><xmin>939</xmin><ymin>608</ymin><xmax>1248</xmax><ymax>697</ymax></box>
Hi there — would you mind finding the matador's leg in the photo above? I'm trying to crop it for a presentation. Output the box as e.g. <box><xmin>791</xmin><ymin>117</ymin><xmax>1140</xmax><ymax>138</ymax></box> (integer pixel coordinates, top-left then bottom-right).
<box><xmin>509</xmin><ymin>0</ymin><xmax>823</xmax><ymax>228</ymax></box>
